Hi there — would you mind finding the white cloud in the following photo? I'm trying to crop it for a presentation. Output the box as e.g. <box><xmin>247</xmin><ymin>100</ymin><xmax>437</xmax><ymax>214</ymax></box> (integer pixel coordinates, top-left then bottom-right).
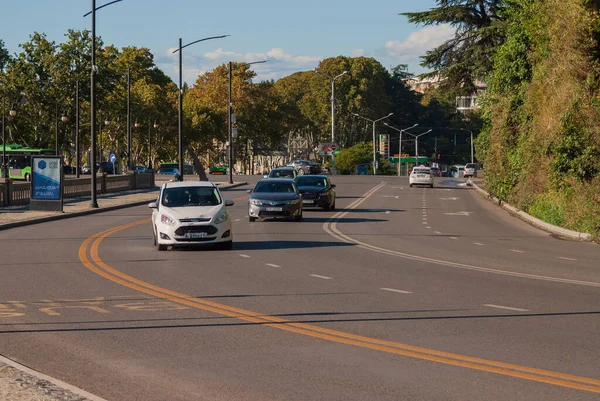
<box><xmin>385</xmin><ymin>24</ymin><xmax>455</xmax><ymax>61</ymax></box>
<box><xmin>351</xmin><ymin>49</ymin><xmax>365</xmax><ymax>57</ymax></box>
<box><xmin>204</xmin><ymin>48</ymin><xmax>236</xmax><ymax>60</ymax></box>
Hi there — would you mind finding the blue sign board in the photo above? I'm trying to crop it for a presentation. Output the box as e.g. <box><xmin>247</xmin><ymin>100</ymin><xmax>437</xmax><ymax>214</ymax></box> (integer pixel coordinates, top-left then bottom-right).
<box><xmin>32</xmin><ymin>157</ymin><xmax>61</xmax><ymax>200</ymax></box>
<box><xmin>110</xmin><ymin>153</ymin><xmax>116</xmax><ymax>163</ymax></box>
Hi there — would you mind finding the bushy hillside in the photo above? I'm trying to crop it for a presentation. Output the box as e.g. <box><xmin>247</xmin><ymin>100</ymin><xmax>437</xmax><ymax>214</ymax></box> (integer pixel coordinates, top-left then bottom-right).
<box><xmin>478</xmin><ymin>0</ymin><xmax>600</xmax><ymax>237</ymax></box>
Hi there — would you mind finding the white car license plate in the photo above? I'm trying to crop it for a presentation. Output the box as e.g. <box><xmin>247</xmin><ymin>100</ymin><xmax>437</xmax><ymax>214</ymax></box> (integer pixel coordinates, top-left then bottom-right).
<box><xmin>303</xmin><ymin>200</ymin><xmax>314</xmax><ymax>204</ymax></box>
<box><xmin>185</xmin><ymin>232</ymin><xmax>207</xmax><ymax>239</ymax></box>
<box><xmin>266</xmin><ymin>207</ymin><xmax>283</xmax><ymax>212</ymax></box>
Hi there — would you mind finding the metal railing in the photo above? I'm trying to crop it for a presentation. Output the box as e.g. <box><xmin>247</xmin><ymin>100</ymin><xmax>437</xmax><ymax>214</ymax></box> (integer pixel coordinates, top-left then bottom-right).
<box><xmin>0</xmin><ymin>172</ymin><xmax>155</xmax><ymax>207</ymax></box>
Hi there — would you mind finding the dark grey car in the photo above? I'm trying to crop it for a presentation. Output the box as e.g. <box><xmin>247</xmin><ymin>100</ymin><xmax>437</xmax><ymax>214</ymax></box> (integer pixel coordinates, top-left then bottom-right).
<box><xmin>294</xmin><ymin>175</ymin><xmax>336</xmax><ymax>210</ymax></box>
<box><xmin>248</xmin><ymin>179</ymin><xmax>303</xmax><ymax>222</ymax></box>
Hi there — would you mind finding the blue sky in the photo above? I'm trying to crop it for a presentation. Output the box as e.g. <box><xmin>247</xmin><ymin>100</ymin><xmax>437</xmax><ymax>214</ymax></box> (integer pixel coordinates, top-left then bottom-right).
<box><xmin>0</xmin><ymin>0</ymin><xmax>452</xmax><ymax>84</ymax></box>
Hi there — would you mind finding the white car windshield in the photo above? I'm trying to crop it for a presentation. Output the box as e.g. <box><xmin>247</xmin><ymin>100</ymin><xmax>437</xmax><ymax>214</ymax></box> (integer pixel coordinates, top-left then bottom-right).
<box><xmin>161</xmin><ymin>187</ymin><xmax>222</xmax><ymax>207</ymax></box>
<box><xmin>412</xmin><ymin>169</ymin><xmax>431</xmax><ymax>174</ymax></box>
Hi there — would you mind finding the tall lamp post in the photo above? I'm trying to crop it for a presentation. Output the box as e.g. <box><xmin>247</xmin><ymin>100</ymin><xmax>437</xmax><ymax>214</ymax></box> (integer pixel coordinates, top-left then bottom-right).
<box><xmin>148</xmin><ymin>119</ymin><xmax>158</xmax><ymax>169</ymax></box>
<box><xmin>316</xmin><ymin>70</ymin><xmax>348</xmax><ymax>175</ymax></box>
<box><xmin>84</xmin><ymin>0</ymin><xmax>124</xmax><ymax>208</ymax></box>
<box><xmin>460</xmin><ymin>128</ymin><xmax>474</xmax><ymax>163</ymax></box>
<box><xmin>384</xmin><ymin>123</ymin><xmax>418</xmax><ymax>176</ymax></box>
<box><xmin>412</xmin><ymin>129</ymin><xmax>433</xmax><ymax>166</ymax></box>
<box><xmin>228</xmin><ymin>59</ymin><xmax>267</xmax><ymax>184</ymax></box>
<box><xmin>2</xmin><ymin>102</ymin><xmax>17</xmax><ymax>179</ymax></box>
<box><xmin>173</xmin><ymin>35</ymin><xmax>230</xmax><ymax>181</ymax></box>
<box><xmin>353</xmin><ymin>112</ymin><xmax>393</xmax><ymax>174</ymax></box>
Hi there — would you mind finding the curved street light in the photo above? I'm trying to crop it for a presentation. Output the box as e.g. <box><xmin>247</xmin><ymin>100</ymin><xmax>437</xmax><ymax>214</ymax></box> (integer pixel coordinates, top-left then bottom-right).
<box><xmin>173</xmin><ymin>35</ymin><xmax>230</xmax><ymax>181</ymax></box>
<box><xmin>353</xmin><ymin>112</ymin><xmax>393</xmax><ymax>175</ymax></box>
<box><xmin>316</xmin><ymin>70</ymin><xmax>348</xmax><ymax>175</ymax></box>
<box><xmin>384</xmin><ymin>123</ymin><xmax>418</xmax><ymax>176</ymax></box>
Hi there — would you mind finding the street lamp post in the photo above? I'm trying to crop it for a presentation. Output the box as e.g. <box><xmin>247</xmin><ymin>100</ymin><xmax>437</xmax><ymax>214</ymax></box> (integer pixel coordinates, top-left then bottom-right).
<box><xmin>228</xmin><ymin>59</ymin><xmax>267</xmax><ymax>184</ymax></box>
<box><xmin>148</xmin><ymin>119</ymin><xmax>157</xmax><ymax>169</ymax></box>
<box><xmin>127</xmin><ymin>68</ymin><xmax>131</xmax><ymax>171</ymax></box>
<box><xmin>2</xmin><ymin>101</ymin><xmax>17</xmax><ymax>179</ymax></box>
<box><xmin>173</xmin><ymin>35</ymin><xmax>230</xmax><ymax>181</ymax></box>
<box><xmin>384</xmin><ymin>123</ymin><xmax>418</xmax><ymax>176</ymax></box>
<box><xmin>317</xmin><ymin>70</ymin><xmax>348</xmax><ymax>175</ymax></box>
<box><xmin>413</xmin><ymin>129</ymin><xmax>433</xmax><ymax>166</ymax></box>
<box><xmin>353</xmin><ymin>113</ymin><xmax>393</xmax><ymax>174</ymax></box>
<box><xmin>75</xmin><ymin>80</ymin><xmax>80</xmax><ymax>177</ymax></box>
<box><xmin>84</xmin><ymin>0</ymin><xmax>124</xmax><ymax>208</ymax></box>
<box><xmin>460</xmin><ymin>128</ymin><xmax>474</xmax><ymax>163</ymax></box>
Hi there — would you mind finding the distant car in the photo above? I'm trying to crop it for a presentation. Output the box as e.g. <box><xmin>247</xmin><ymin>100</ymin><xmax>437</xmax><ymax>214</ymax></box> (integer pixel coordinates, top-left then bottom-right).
<box><xmin>81</xmin><ymin>165</ymin><xmax>93</xmax><ymax>175</ymax></box>
<box><xmin>430</xmin><ymin>167</ymin><xmax>441</xmax><ymax>177</ymax></box>
<box><xmin>464</xmin><ymin>163</ymin><xmax>477</xmax><ymax>178</ymax></box>
<box><xmin>286</xmin><ymin>160</ymin><xmax>322</xmax><ymax>175</ymax></box>
<box><xmin>265</xmin><ymin>166</ymin><xmax>298</xmax><ymax>179</ymax></box>
<box><xmin>134</xmin><ymin>166</ymin><xmax>148</xmax><ymax>174</ymax></box>
<box><xmin>210</xmin><ymin>165</ymin><xmax>227</xmax><ymax>175</ymax></box>
<box><xmin>248</xmin><ymin>179</ymin><xmax>303</xmax><ymax>222</ymax></box>
<box><xmin>294</xmin><ymin>175</ymin><xmax>336</xmax><ymax>210</ymax></box>
<box><xmin>158</xmin><ymin>167</ymin><xmax>181</xmax><ymax>176</ymax></box>
<box><xmin>148</xmin><ymin>181</ymin><xmax>234</xmax><ymax>251</ymax></box>
<box><xmin>409</xmin><ymin>166</ymin><xmax>434</xmax><ymax>188</ymax></box>
<box><xmin>98</xmin><ymin>162</ymin><xmax>115</xmax><ymax>174</ymax></box>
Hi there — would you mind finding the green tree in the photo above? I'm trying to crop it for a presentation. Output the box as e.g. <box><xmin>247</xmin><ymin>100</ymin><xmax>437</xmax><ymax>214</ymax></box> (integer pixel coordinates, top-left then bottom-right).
<box><xmin>402</xmin><ymin>0</ymin><xmax>506</xmax><ymax>93</ymax></box>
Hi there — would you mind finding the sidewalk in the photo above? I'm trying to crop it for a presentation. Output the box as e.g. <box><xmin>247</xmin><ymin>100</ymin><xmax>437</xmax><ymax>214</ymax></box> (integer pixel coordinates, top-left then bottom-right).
<box><xmin>0</xmin><ymin>181</ymin><xmax>247</xmax><ymax>401</ymax></box>
<box><xmin>0</xmin><ymin>182</ymin><xmax>247</xmax><ymax>231</ymax></box>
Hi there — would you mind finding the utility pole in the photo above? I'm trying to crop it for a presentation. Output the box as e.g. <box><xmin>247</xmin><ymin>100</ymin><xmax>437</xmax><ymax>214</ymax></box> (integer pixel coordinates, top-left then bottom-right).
<box><xmin>228</xmin><ymin>61</ymin><xmax>233</xmax><ymax>184</ymax></box>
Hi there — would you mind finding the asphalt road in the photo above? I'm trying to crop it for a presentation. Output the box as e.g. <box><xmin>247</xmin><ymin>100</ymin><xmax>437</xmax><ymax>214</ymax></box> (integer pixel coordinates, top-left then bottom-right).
<box><xmin>1</xmin><ymin>176</ymin><xmax>599</xmax><ymax>401</ymax></box>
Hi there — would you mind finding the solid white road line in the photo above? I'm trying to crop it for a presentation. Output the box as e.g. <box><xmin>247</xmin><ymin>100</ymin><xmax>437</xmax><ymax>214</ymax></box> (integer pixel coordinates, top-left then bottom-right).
<box><xmin>381</xmin><ymin>288</ymin><xmax>412</xmax><ymax>294</ymax></box>
<box><xmin>310</xmin><ymin>274</ymin><xmax>333</xmax><ymax>280</ymax></box>
<box><xmin>239</xmin><ymin>254</ymin><xmax>251</xmax><ymax>258</ymax></box>
<box><xmin>484</xmin><ymin>304</ymin><xmax>530</xmax><ymax>312</ymax></box>
<box><xmin>509</xmin><ymin>249</ymin><xmax>525</xmax><ymax>253</ymax></box>
<box><xmin>557</xmin><ymin>257</ymin><xmax>578</xmax><ymax>261</ymax></box>
<box><xmin>266</xmin><ymin>263</ymin><xmax>281</xmax><ymax>268</ymax></box>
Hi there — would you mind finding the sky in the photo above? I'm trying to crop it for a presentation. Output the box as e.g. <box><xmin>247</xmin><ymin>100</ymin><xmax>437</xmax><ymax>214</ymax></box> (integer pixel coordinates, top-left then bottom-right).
<box><xmin>0</xmin><ymin>0</ymin><xmax>452</xmax><ymax>85</ymax></box>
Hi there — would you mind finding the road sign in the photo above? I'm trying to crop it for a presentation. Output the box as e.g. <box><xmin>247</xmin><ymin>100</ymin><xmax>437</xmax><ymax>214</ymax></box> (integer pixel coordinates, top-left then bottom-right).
<box><xmin>110</xmin><ymin>153</ymin><xmax>116</xmax><ymax>163</ymax></box>
<box><xmin>331</xmin><ymin>143</ymin><xmax>337</xmax><ymax>151</ymax></box>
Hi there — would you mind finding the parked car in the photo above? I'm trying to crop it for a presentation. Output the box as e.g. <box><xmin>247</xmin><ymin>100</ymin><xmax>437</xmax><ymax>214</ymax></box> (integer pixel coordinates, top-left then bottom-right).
<box><xmin>98</xmin><ymin>162</ymin><xmax>115</xmax><ymax>174</ymax></box>
<box><xmin>148</xmin><ymin>181</ymin><xmax>234</xmax><ymax>251</ymax></box>
<box><xmin>158</xmin><ymin>167</ymin><xmax>181</xmax><ymax>176</ymax></box>
<box><xmin>409</xmin><ymin>166</ymin><xmax>434</xmax><ymax>188</ymax></box>
<box><xmin>265</xmin><ymin>166</ymin><xmax>297</xmax><ymax>179</ymax></box>
<box><xmin>81</xmin><ymin>165</ymin><xmax>93</xmax><ymax>175</ymax></box>
<box><xmin>210</xmin><ymin>165</ymin><xmax>227</xmax><ymax>175</ymax></box>
<box><xmin>248</xmin><ymin>179</ymin><xmax>303</xmax><ymax>222</ymax></box>
<box><xmin>134</xmin><ymin>165</ymin><xmax>148</xmax><ymax>174</ymax></box>
<box><xmin>294</xmin><ymin>175</ymin><xmax>336</xmax><ymax>210</ymax></box>
<box><xmin>286</xmin><ymin>160</ymin><xmax>321</xmax><ymax>175</ymax></box>
<box><xmin>464</xmin><ymin>163</ymin><xmax>477</xmax><ymax>178</ymax></box>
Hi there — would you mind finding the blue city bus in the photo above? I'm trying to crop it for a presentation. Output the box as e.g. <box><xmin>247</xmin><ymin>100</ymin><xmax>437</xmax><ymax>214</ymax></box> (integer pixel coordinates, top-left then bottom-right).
<box><xmin>0</xmin><ymin>145</ymin><xmax>55</xmax><ymax>181</ymax></box>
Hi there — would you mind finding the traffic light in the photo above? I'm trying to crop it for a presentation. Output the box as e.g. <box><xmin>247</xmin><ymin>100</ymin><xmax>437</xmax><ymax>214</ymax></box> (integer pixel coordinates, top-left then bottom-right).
<box><xmin>437</xmin><ymin>153</ymin><xmax>441</xmax><ymax>161</ymax></box>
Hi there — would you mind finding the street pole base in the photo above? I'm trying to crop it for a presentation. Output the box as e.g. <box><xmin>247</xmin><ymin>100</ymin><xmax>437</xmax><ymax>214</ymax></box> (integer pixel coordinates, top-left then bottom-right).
<box><xmin>90</xmin><ymin>200</ymin><xmax>99</xmax><ymax>208</ymax></box>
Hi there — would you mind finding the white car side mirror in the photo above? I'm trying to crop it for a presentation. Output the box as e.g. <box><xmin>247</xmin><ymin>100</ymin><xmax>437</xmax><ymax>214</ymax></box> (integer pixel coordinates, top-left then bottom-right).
<box><xmin>148</xmin><ymin>201</ymin><xmax>157</xmax><ymax>209</ymax></box>
<box><xmin>225</xmin><ymin>200</ymin><xmax>235</xmax><ymax>207</ymax></box>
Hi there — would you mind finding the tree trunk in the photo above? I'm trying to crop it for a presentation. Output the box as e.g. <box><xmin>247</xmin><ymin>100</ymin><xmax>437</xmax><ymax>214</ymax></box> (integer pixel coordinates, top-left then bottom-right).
<box><xmin>184</xmin><ymin>144</ymin><xmax>209</xmax><ymax>181</ymax></box>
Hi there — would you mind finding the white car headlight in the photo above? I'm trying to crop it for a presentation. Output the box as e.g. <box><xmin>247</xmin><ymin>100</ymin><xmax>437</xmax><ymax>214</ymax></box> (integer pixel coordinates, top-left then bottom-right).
<box><xmin>213</xmin><ymin>210</ymin><xmax>229</xmax><ymax>224</ymax></box>
<box><xmin>287</xmin><ymin>198</ymin><xmax>300</xmax><ymax>204</ymax></box>
<box><xmin>160</xmin><ymin>214</ymin><xmax>177</xmax><ymax>226</ymax></box>
<box><xmin>250</xmin><ymin>199</ymin><xmax>263</xmax><ymax>206</ymax></box>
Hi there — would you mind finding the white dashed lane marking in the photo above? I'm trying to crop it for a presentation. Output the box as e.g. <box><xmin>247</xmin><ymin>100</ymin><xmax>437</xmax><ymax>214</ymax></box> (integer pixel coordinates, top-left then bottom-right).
<box><xmin>484</xmin><ymin>304</ymin><xmax>530</xmax><ymax>312</ymax></box>
<box><xmin>381</xmin><ymin>288</ymin><xmax>412</xmax><ymax>294</ymax></box>
<box><xmin>239</xmin><ymin>254</ymin><xmax>251</xmax><ymax>258</ymax></box>
<box><xmin>557</xmin><ymin>257</ymin><xmax>578</xmax><ymax>261</ymax></box>
<box><xmin>434</xmin><ymin>231</ymin><xmax>442</xmax><ymax>234</ymax></box>
<box><xmin>474</xmin><ymin>242</ymin><xmax>485</xmax><ymax>246</ymax></box>
<box><xmin>449</xmin><ymin>237</ymin><xmax>458</xmax><ymax>240</ymax></box>
<box><xmin>310</xmin><ymin>274</ymin><xmax>333</xmax><ymax>280</ymax></box>
<box><xmin>509</xmin><ymin>249</ymin><xmax>525</xmax><ymax>253</ymax></box>
<box><xmin>265</xmin><ymin>263</ymin><xmax>281</xmax><ymax>268</ymax></box>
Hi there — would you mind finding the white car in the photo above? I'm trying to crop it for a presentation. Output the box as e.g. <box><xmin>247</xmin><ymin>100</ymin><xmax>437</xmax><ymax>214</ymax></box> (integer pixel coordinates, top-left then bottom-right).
<box><xmin>149</xmin><ymin>181</ymin><xmax>234</xmax><ymax>251</ymax></box>
<box><xmin>464</xmin><ymin>163</ymin><xmax>477</xmax><ymax>178</ymax></box>
<box><xmin>409</xmin><ymin>166</ymin><xmax>434</xmax><ymax>188</ymax></box>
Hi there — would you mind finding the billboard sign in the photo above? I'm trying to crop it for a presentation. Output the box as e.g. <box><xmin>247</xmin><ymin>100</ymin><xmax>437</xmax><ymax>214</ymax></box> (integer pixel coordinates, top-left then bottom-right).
<box><xmin>31</xmin><ymin>156</ymin><xmax>63</xmax><ymax>211</ymax></box>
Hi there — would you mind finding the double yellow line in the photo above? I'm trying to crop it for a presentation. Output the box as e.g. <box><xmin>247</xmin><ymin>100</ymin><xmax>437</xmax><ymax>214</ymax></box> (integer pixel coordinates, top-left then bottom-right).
<box><xmin>78</xmin><ymin>192</ymin><xmax>600</xmax><ymax>394</ymax></box>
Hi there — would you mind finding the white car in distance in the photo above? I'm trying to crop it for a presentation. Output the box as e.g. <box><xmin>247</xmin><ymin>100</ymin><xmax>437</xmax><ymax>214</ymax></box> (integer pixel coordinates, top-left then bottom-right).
<box><xmin>409</xmin><ymin>166</ymin><xmax>434</xmax><ymax>188</ymax></box>
<box><xmin>149</xmin><ymin>181</ymin><xmax>234</xmax><ymax>251</ymax></box>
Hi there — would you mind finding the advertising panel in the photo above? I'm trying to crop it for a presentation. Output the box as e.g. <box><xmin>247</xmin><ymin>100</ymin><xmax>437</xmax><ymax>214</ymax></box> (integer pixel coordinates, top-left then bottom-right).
<box><xmin>31</xmin><ymin>156</ymin><xmax>63</xmax><ymax>211</ymax></box>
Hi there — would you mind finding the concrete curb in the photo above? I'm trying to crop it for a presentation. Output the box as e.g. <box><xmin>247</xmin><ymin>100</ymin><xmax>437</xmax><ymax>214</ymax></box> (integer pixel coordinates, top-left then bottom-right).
<box><xmin>470</xmin><ymin>180</ymin><xmax>592</xmax><ymax>241</ymax></box>
<box><xmin>0</xmin><ymin>181</ymin><xmax>248</xmax><ymax>232</ymax></box>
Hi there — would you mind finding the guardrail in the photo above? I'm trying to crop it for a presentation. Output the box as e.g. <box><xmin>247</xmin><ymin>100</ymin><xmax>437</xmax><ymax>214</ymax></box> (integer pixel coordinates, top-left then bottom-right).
<box><xmin>0</xmin><ymin>172</ymin><xmax>155</xmax><ymax>207</ymax></box>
